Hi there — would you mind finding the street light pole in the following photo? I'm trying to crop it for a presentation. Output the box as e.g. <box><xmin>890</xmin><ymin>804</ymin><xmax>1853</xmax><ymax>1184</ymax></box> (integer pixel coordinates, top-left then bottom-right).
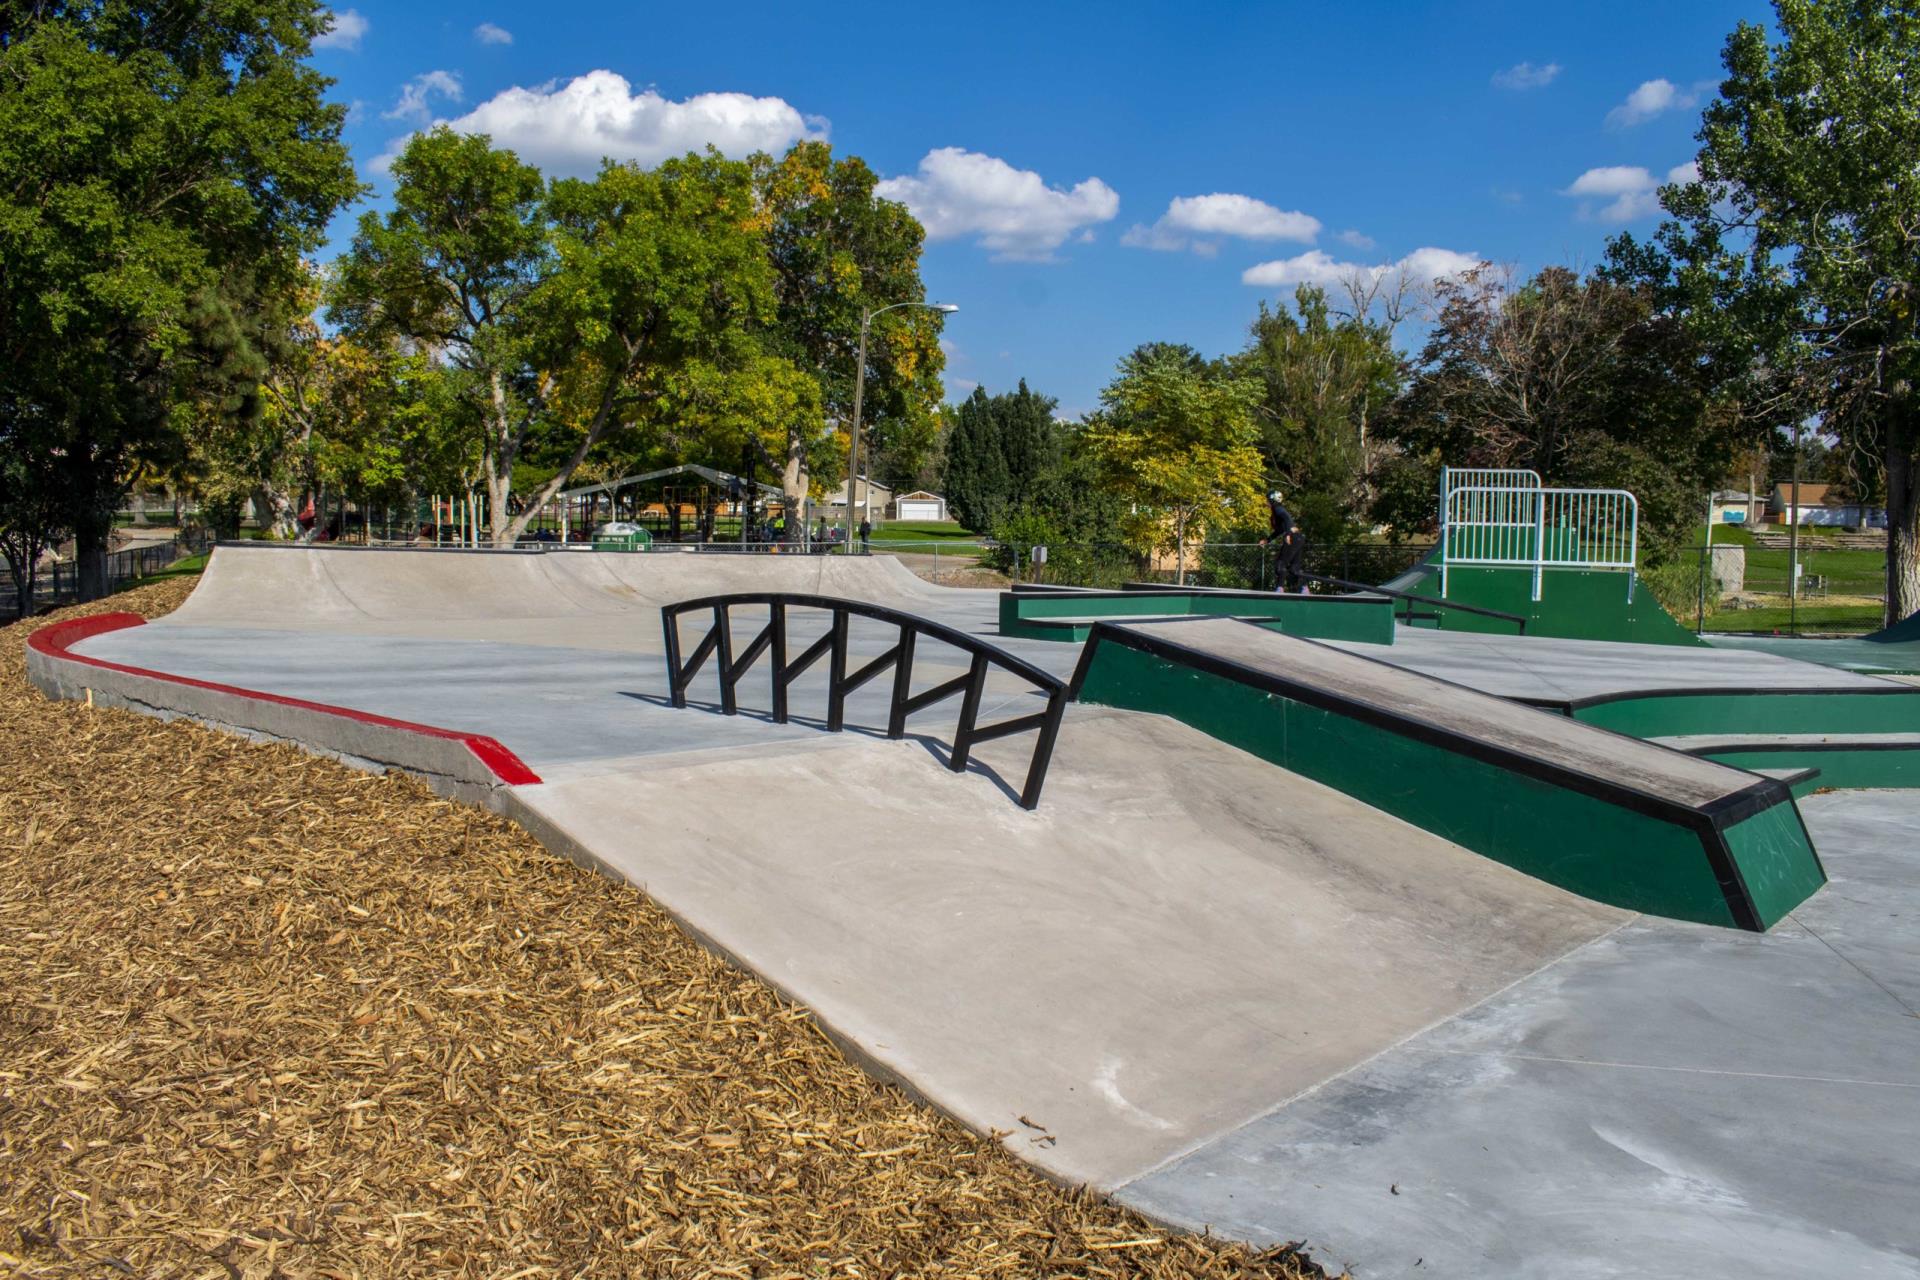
<box><xmin>844</xmin><ymin>300</ymin><xmax>957</xmax><ymax>553</ymax></box>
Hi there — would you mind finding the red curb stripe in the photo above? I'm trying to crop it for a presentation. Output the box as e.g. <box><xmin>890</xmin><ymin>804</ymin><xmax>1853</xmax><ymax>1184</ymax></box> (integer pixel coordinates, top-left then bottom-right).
<box><xmin>28</xmin><ymin>612</ymin><xmax>542</xmax><ymax>786</ymax></box>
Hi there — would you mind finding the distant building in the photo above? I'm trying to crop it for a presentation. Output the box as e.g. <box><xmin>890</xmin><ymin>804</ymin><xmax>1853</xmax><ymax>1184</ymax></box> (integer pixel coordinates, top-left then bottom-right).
<box><xmin>1767</xmin><ymin>482</ymin><xmax>1886</xmax><ymax>528</ymax></box>
<box><xmin>824</xmin><ymin>475</ymin><xmax>893</xmax><ymax>522</ymax></box>
<box><xmin>1710</xmin><ymin>490</ymin><xmax>1766</xmax><ymax>526</ymax></box>
<box><xmin>890</xmin><ymin>490</ymin><xmax>948</xmax><ymax>522</ymax></box>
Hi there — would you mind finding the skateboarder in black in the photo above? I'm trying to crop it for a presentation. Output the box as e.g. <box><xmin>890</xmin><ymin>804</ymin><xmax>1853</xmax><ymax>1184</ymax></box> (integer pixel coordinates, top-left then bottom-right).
<box><xmin>1262</xmin><ymin>489</ymin><xmax>1307</xmax><ymax>593</ymax></box>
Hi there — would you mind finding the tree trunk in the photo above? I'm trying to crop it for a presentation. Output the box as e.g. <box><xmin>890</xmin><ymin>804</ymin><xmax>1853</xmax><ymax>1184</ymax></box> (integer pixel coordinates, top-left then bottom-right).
<box><xmin>783</xmin><ymin>428</ymin><xmax>808</xmax><ymax>533</ymax></box>
<box><xmin>74</xmin><ymin>520</ymin><xmax>111</xmax><ymax>602</ymax></box>
<box><xmin>1886</xmin><ymin>436</ymin><xmax>1919</xmax><ymax>628</ymax></box>
<box><xmin>252</xmin><ymin>485</ymin><xmax>298</xmax><ymax>540</ymax></box>
<box><xmin>130</xmin><ymin>489</ymin><xmax>148</xmax><ymax>526</ymax></box>
<box><xmin>1175</xmin><ymin>511</ymin><xmax>1188</xmax><ymax>587</ymax></box>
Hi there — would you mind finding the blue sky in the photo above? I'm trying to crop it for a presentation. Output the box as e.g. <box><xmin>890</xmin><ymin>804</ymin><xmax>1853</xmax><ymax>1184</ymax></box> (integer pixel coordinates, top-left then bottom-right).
<box><xmin>310</xmin><ymin>0</ymin><xmax>1767</xmax><ymax>417</ymax></box>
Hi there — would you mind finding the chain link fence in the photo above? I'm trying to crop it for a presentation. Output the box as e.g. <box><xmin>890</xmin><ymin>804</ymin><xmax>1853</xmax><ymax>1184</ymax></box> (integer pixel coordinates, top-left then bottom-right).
<box><xmin>4</xmin><ymin>528</ymin><xmax>212</xmax><ymax>622</ymax></box>
<box><xmin>1656</xmin><ymin>535</ymin><xmax>1893</xmax><ymax>634</ymax></box>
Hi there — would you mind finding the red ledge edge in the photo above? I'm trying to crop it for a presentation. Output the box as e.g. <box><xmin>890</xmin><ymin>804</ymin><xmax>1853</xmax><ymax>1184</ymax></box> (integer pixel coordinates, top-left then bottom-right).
<box><xmin>28</xmin><ymin>612</ymin><xmax>542</xmax><ymax>786</ymax></box>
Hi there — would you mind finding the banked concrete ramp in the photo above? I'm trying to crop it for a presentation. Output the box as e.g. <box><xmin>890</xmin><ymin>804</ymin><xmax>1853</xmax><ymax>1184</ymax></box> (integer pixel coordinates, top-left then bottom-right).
<box><xmin>167</xmin><ymin>542</ymin><xmax>963</xmax><ymax>633</ymax></box>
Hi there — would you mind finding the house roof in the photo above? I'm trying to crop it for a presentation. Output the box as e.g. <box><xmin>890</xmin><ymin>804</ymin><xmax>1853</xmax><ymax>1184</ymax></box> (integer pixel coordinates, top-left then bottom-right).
<box><xmin>895</xmin><ymin>490</ymin><xmax>944</xmax><ymax>501</ymax></box>
<box><xmin>1770</xmin><ymin>481</ymin><xmax>1834</xmax><ymax>506</ymax></box>
<box><xmin>555</xmin><ymin>463</ymin><xmax>781</xmax><ymax>501</ymax></box>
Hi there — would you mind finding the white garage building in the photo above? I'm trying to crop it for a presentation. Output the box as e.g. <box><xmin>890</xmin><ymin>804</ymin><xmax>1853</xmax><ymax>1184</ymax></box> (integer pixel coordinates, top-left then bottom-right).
<box><xmin>891</xmin><ymin>490</ymin><xmax>949</xmax><ymax>522</ymax></box>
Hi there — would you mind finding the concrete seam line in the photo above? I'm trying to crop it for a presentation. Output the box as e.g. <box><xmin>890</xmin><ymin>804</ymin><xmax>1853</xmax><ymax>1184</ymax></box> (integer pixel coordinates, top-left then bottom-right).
<box><xmin>26</xmin><ymin>612</ymin><xmax>541</xmax><ymax>786</ymax></box>
<box><xmin>1106</xmin><ymin>914</ymin><xmax>1644</xmax><ymax>1193</ymax></box>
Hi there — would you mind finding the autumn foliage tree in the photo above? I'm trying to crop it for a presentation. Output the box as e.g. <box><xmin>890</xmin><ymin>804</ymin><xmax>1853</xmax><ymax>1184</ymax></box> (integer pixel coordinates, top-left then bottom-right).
<box><xmin>1080</xmin><ymin>346</ymin><xmax>1265</xmax><ymax>584</ymax></box>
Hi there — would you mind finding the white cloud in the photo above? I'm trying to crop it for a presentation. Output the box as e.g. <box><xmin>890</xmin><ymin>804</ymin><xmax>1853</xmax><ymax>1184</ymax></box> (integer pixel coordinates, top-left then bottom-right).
<box><xmin>1606</xmin><ymin>78</ymin><xmax>1697</xmax><ymax>127</ymax></box>
<box><xmin>1493</xmin><ymin>61</ymin><xmax>1561</xmax><ymax>91</ymax></box>
<box><xmin>1242</xmin><ymin>246</ymin><xmax>1483</xmax><ymax>289</ymax></box>
<box><xmin>385</xmin><ymin>70</ymin><xmax>463</xmax><ymax>123</ymax></box>
<box><xmin>1562</xmin><ymin>161</ymin><xmax>1697</xmax><ymax>221</ymax></box>
<box><xmin>1335</xmin><ymin>228</ymin><xmax>1376</xmax><ymax>250</ymax></box>
<box><xmin>473</xmin><ymin>22</ymin><xmax>514</xmax><ymax>45</ymax></box>
<box><xmin>876</xmin><ymin>147</ymin><xmax>1118</xmax><ymax>261</ymax></box>
<box><xmin>1123</xmin><ymin>192</ymin><xmax>1320</xmax><ymax>256</ymax></box>
<box><xmin>404</xmin><ymin>70</ymin><xmax>824</xmax><ymax>177</ymax></box>
<box><xmin>313</xmin><ymin>8</ymin><xmax>368</xmax><ymax>50</ymax></box>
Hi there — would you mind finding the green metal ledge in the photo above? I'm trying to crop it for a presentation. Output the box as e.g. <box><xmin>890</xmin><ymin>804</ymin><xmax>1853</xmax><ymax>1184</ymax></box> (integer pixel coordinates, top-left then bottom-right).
<box><xmin>999</xmin><ymin>587</ymin><xmax>1395</xmax><ymax>645</ymax></box>
<box><xmin>1522</xmin><ymin>686</ymin><xmax>1920</xmax><ymax>739</ymax></box>
<box><xmin>1068</xmin><ymin>620</ymin><xmax>1826</xmax><ymax>931</ymax></box>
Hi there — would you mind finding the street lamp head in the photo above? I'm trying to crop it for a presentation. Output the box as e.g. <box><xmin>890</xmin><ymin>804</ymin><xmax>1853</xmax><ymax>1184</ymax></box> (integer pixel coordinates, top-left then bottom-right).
<box><xmin>931</xmin><ymin>303</ymin><xmax>959</xmax><ymax>314</ymax></box>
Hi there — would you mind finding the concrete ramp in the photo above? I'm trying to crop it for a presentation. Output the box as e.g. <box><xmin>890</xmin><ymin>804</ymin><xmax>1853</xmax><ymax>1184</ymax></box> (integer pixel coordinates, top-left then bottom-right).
<box><xmin>512</xmin><ymin>704</ymin><xmax>1628</xmax><ymax>1189</ymax></box>
<box><xmin>165</xmin><ymin>544</ymin><xmax>993</xmax><ymax>641</ymax></box>
<box><xmin>1072</xmin><ymin>618</ymin><xmax>1827</xmax><ymax>930</ymax></box>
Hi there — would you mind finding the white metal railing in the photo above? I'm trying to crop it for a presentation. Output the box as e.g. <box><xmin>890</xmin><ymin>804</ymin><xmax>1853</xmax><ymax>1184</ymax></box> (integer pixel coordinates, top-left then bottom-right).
<box><xmin>1438</xmin><ymin>466</ymin><xmax>1542</xmax><ymax>504</ymax></box>
<box><xmin>1440</xmin><ymin>484</ymin><xmax>1639</xmax><ymax>601</ymax></box>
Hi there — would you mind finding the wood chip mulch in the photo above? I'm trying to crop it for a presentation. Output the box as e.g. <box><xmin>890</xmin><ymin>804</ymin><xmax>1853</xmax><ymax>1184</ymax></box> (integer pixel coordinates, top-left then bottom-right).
<box><xmin>0</xmin><ymin>580</ymin><xmax>1336</xmax><ymax>1279</ymax></box>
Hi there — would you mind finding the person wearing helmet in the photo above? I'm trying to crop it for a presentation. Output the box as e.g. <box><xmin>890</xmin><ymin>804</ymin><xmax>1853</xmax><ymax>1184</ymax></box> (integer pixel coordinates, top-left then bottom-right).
<box><xmin>1261</xmin><ymin>488</ymin><xmax>1307</xmax><ymax>593</ymax></box>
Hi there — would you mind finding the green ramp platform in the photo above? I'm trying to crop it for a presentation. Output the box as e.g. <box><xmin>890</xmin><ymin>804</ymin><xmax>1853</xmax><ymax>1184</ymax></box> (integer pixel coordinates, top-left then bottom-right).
<box><xmin>1513</xmin><ymin>682</ymin><xmax>1920</xmax><ymax>790</ymax></box>
<box><xmin>999</xmin><ymin>585</ymin><xmax>1395</xmax><ymax>645</ymax></box>
<box><xmin>1396</xmin><ymin>562</ymin><xmax>1705</xmax><ymax>646</ymax></box>
<box><xmin>1068</xmin><ymin>617</ymin><xmax>1825</xmax><ymax>931</ymax></box>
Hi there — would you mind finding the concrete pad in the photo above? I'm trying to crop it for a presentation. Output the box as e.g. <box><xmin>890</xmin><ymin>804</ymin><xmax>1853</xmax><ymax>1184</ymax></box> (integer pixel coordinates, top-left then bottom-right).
<box><xmin>1335</xmin><ymin>626</ymin><xmax>1903</xmax><ymax>702</ymax></box>
<box><xmin>1117</xmin><ymin>790</ymin><xmax>1920</xmax><ymax>1279</ymax></box>
<box><xmin>513</xmin><ymin>706</ymin><xmax>1627</xmax><ymax>1189</ymax></box>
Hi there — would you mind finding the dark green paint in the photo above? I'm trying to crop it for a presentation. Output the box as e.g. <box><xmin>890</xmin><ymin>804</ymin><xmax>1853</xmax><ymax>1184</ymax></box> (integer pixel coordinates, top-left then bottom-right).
<box><xmin>1074</xmin><ymin>638</ymin><xmax>1825</xmax><ymax>929</ymax></box>
<box><xmin>1402</xmin><ymin>566</ymin><xmax>1704</xmax><ymax>646</ymax></box>
<box><xmin>1571</xmin><ymin>690</ymin><xmax>1920</xmax><ymax>737</ymax></box>
<box><xmin>999</xmin><ymin>590</ymin><xmax>1394</xmax><ymax>644</ymax></box>
<box><xmin>1700</xmin><ymin>749</ymin><xmax>1920</xmax><ymax>793</ymax></box>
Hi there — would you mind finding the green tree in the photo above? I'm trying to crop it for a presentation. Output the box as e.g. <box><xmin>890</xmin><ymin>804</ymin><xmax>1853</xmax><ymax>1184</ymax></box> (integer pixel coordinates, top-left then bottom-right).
<box><xmin>940</xmin><ymin>380</ymin><xmax>1057</xmax><ymax>530</ymax></box>
<box><xmin>335</xmin><ymin>132</ymin><xmax>775</xmax><ymax>544</ymax></box>
<box><xmin>1080</xmin><ymin>347</ymin><xmax>1265</xmax><ymax>584</ymax></box>
<box><xmin>1237</xmin><ymin>285</ymin><xmax>1401</xmax><ymax>539</ymax></box>
<box><xmin>753</xmin><ymin>142</ymin><xmax>947</xmax><ymax>504</ymax></box>
<box><xmin>1379</xmin><ymin>266</ymin><xmax>1739</xmax><ymax>556</ymax></box>
<box><xmin>0</xmin><ymin>1</ymin><xmax>358</xmax><ymax>595</ymax></box>
<box><xmin>1610</xmin><ymin>0</ymin><xmax>1920</xmax><ymax>621</ymax></box>
<box><xmin>942</xmin><ymin>388</ymin><xmax>1011</xmax><ymax>529</ymax></box>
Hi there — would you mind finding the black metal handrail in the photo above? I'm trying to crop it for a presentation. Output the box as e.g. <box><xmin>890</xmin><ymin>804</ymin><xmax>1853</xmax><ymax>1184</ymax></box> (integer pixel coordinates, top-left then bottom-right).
<box><xmin>660</xmin><ymin>592</ymin><xmax>1069</xmax><ymax>809</ymax></box>
<box><xmin>1298</xmin><ymin>572</ymin><xmax>1528</xmax><ymax>633</ymax></box>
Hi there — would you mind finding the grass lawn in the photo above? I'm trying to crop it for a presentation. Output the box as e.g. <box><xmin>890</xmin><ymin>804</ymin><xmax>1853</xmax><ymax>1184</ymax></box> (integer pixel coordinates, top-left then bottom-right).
<box><xmin>144</xmin><ymin>552</ymin><xmax>208</xmax><ymax>582</ymax></box>
<box><xmin>870</xmin><ymin>520</ymin><xmax>983</xmax><ymax>543</ymax></box>
<box><xmin>1690</xmin><ymin>524</ymin><xmax>1887</xmax><ymax>595</ymax></box>
<box><xmin>1701</xmin><ymin>600</ymin><xmax>1889</xmax><ymax>633</ymax></box>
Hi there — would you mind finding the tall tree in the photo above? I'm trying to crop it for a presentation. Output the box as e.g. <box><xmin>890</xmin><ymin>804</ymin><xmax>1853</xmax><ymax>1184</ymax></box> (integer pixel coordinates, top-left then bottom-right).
<box><xmin>334</xmin><ymin>132</ymin><xmax>775</xmax><ymax>545</ymax></box>
<box><xmin>942</xmin><ymin>388</ymin><xmax>1011</xmax><ymax>530</ymax></box>
<box><xmin>0</xmin><ymin>1</ymin><xmax>359</xmax><ymax>595</ymax></box>
<box><xmin>1379</xmin><ymin>266</ymin><xmax>1739</xmax><ymax>554</ymax></box>
<box><xmin>940</xmin><ymin>380</ymin><xmax>1058</xmax><ymax>530</ymax></box>
<box><xmin>1080</xmin><ymin>347</ymin><xmax>1265</xmax><ymax>584</ymax></box>
<box><xmin>753</xmin><ymin>143</ymin><xmax>947</xmax><ymax>506</ymax></box>
<box><xmin>1237</xmin><ymin>285</ymin><xmax>1401</xmax><ymax>538</ymax></box>
<box><xmin>1610</xmin><ymin>0</ymin><xmax>1920</xmax><ymax>621</ymax></box>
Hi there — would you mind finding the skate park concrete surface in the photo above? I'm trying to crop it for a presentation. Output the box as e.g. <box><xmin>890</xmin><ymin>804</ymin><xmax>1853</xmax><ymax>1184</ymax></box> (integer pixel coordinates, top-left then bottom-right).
<box><xmin>46</xmin><ymin>544</ymin><xmax>1920</xmax><ymax>1276</ymax></box>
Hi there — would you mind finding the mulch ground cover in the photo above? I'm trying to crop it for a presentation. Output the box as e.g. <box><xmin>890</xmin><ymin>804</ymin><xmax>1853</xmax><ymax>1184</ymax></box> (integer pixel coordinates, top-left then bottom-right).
<box><xmin>0</xmin><ymin>580</ymin><xmax>1333</xmax><ymax>1279</ymax></box>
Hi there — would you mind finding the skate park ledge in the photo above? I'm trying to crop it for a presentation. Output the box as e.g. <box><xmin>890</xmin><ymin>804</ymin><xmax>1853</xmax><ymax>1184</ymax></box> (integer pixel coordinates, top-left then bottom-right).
<box><xmin>1067</xmin><ymin>617</ymin><xmax>1827</xmax><ymax>931</ymax></box>
<box><xmin>999</xmin><ymin>584</ymin><xmax>1396</xmax><ymax>644</ymax></box>
<box><xmin>26</xmin><ymin>612</ymin><xmax>541</xmax><ymax>803</ymax></box>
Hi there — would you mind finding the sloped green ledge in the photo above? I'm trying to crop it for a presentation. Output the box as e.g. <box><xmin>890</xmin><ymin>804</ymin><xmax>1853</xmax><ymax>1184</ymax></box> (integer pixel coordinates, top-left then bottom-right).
<box><xmin>1069</xmin><ymin>627</ymin><xmax>1826</xmax><ymax>931</ymax></box>
<box><xmin>999</xmin><ymin>589</ymin><xmax>1394</xmax><ymax>645</ymax></box>
<box><xmin>1556</xmin><ymin>688</ymin><xmax>1920</xmax><ymax>737</ymax></box>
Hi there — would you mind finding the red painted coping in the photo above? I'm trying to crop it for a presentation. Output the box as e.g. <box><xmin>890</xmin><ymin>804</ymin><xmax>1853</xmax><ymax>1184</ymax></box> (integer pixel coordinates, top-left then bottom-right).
<box><xmin>28</xmin><ymin>612</ymin><xmax>542</xmax><ymax>786</ymax></box>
